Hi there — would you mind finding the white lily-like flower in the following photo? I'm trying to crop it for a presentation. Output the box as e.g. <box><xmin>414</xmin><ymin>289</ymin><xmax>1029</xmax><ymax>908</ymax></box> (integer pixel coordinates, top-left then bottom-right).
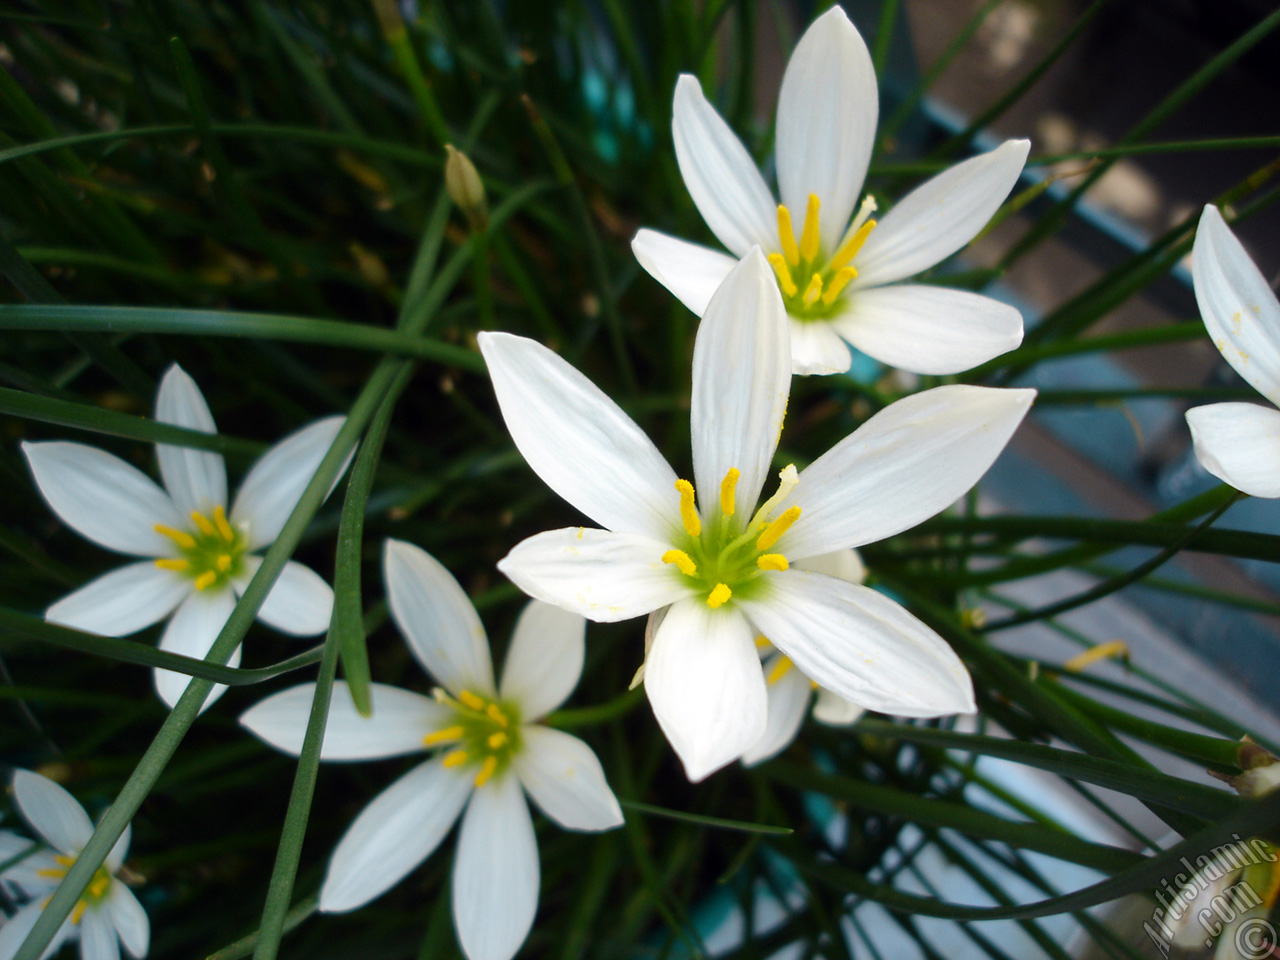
<box><xmin>0</xmin><ymin>770</ymin><xmax>149</xmax><ymax>960</ymax></box>
<box><xmin>22</xmin><ymin>364</ymin><xmax>344</xmax><ymax>710</ymax></box>
<box><xmin>479</xmin><ymin>249</ymin><xmax>1035</xmax><ymax>781</ymax></box>
<box><xmin>1185</xmin><ymin>204</ymin><xmax>1280</xmax><ymax>498</ymax></box>
<box><xmin>239</xmin><ymin>539</ymin><xmax>623</xmax><ymax>960</ymax></box>
<box><xmin>632</xmin><ymin>5</ymin><xmax>1028</xmax><ymax>377</ymax></box>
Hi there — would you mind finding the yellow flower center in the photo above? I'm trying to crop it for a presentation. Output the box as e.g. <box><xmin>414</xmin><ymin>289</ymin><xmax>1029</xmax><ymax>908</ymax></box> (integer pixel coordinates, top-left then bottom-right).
<box><xmin>423</xmin><ymin>689</ymin><xmax>521</xmax><ymax>788</ymax></box>
<box><xmin>36</xmin><ymin>854</ymin><xmax>113</xmax><ymax>925</ymax></box>
<box><xmin>769</xmin><ymin>193</ymin><xmax>877</xmax><ymax>320</ymax></box>
<box><xmin>153</xmin><ymin>505</ymin><xmax>247</xmax><ymax>591</ymax></box>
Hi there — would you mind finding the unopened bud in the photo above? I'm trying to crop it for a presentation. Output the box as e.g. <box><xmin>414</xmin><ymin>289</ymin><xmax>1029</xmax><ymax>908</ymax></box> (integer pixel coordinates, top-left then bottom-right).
<box><xmin>1210</xmin><ymin>738</ymin><xmax>1280</xmax><ymax>799</ymax></box>
<box><xmin>444</xmin><ymin>144</ymin><xmax>488</xmax><ymax>231</ymax></box>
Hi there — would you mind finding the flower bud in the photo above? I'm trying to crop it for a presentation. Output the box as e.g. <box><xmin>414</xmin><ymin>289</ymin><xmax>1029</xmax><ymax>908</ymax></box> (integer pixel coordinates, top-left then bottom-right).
<box><xmin>444</xmin><ymin>144</ymin><xmax>488</xmax><ymax>231</ymax></box>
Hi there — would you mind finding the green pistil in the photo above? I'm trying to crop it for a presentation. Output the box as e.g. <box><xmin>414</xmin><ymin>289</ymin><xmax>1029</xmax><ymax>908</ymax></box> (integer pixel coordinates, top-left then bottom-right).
<box><xmin>154</xmin><ymin>506</ymin><xmax>248</xmax><ymax>591</ymax></box>
<box><xmin>426</xmin><ymin>690</ymin><xmax>522</xmax><ymax>787</ymax></box>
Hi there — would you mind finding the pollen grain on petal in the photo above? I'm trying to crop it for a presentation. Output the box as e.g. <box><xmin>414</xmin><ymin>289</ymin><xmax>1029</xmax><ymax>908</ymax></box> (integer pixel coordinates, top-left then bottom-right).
<box><xmin>706</xmin><ymin>583</ymin><xmax>732</xmax><ymax>609</ymax></box>
<box><xmin>674</xmin><ymin>479</ymin><xmax>702</xmax><ymax>537</ymax></box>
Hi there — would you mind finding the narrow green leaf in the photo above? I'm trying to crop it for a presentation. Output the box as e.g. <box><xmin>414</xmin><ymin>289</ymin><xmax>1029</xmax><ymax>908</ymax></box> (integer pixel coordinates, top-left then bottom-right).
<box><xmin>620</xmin><ymin>799</ymin><xmax>794</xmax><ymax>836</ymax></box>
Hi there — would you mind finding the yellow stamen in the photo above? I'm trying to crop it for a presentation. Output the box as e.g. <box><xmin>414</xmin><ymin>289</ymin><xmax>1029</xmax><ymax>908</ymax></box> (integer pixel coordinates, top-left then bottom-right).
<box><xmin>154</xmin><ymin>558</ymin><xmax>190</xmax><ymax>572</ymax></box>
<box><xmin>776</xmin><ymin>205</ymin><xmax>800</xmax><ymax>266</ymax></box>
<box><xmin>190</xmin><ymin>511</ymin><xmax>216</xmax><ymax>536</ymax></box>
<box><xmin>36</xmin><ymin>867</ymin><xmax>67</xmax><ymax>879</ymax></box>
<box><xmin>767</xmin><ymin>253</ymin><xmax>798</xmax><ymax>297</ymax></box>
<box><xmin>474</xmin><ymin>755</ymin><xmax>499</xmax><ymax>788</ymax></box>
<box><xmin>1063</xmin><ymin>641</ymin><xmax>1130</xmax><ymax>673</ymax></box>
<box><xmin>754</xmin><ymin>635</ymin><xmax>771</xmax><ymax>649</ymax></box>
<box><xmin>216</xmin><ymin>554</ymin><xmax>232</xmax><ymax>572</ymax></box>
<box><xmin>71</xmin><ymin>900</ymin><xmax>86</xmax><ymax>926</ymax></box>
<box><xmin>801</xmin><ymin>273</ymin><xmax>824</xmax><ymax>307</ymax></box>
<box><xmin>767</xmin><ymin>656</ymin><xmax>794</xmax><ymax>685</ymax></box>
<box><xmin>193</xmin><ymin>571</ymin><xmax>217</xmax><ymax>591</ymax></box>
<box><xmin>757</xmin><ymin>553</ymin><xmax>789</xmax><ymax>572</ymax></box>
<box><xmin>830</xmin><ymin>219</ymin><xmax>877</xmax><ymax>272</ymax></box>
<box><xmin>487</xmin><ymin>731</ymin><xmax>508</xmax><ymax>749</ymax></box>
<box><xmin>821</xmin><ymin>267</ymin><xmax>858</xmax><ymax>305</ymax></box>
<box><xmin>442</xmin><ymin>749</ymin><xmax>469</xmax><ymax>768</ymax></box>
<box><xmin>423</xmin><ymin>725</ymin><xmax>465</xmax><ymax>746</ymax></box>
<box><xmin>458</xmin><ymin>690</ymin><xmax>486</xmax><ymax>711</ymax></box>
<box><xmin>87</xmin><ymin>872</ymin><xmax>110</xmax><ymax>899</ymax></box>
<box><xmin>719</xmin><ymin>468</ymin><xmax>740</xmax><ymax>517</ymax></box>
<box><xmin>661</xmin><ymin>549</ymin><xmax>697</xmax><ymax>577</ymax></box>
<box><xmin>213</xmin><ymin>505</ymin><xmax>235</xmax><ymax>541</ymax></box>
<box><xmin>154</xmin><ymin>524</ymin><xmax>196</xmax><ymax>550</ymax></box>
<box><xmin>707</xmin><ymin>583</ymin><xmax>732</xmax><ymax>609</ymax></box>
<box><xmin>674</xmin><ymin>479</ymin><xmax>701</xmax><ymax>537</ymax></box>
<box><xmin>756</xmin><ymin>506</ymin><xmax>801</xmax><ymax>551</ymax></box>
<box><xmin>485</xmin><ymin>703</ymin><xmax>509</xmax><ymax>727</ymax></box>
<box><xmin>799</xmin><ymin>193</ymin><xmax>821</xmax><ymax>262</ymax></box>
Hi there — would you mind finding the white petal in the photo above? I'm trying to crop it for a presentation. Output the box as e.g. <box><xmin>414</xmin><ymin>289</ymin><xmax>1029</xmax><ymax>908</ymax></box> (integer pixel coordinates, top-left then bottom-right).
<box><xmin>21</xmin><ymin>442</ymin><xmax>184</xmax><ymax>557</ymax></box>
<box><xmin>240</xmin><ymin>681</ymin><xmax>449</xmax><ymax>760</ymax></box>
<box><xmin>691</xmin><ymin>249</ymin><xmax>791</xmax><ymax>519</ymax></box>
<box><xmin>154</xmin><ymin>589</ymin><xmax>238</xmax><ymax>711</ymax></box>
<box><xmin>788</xmin><ymin>318</ymin><xmax>852</xmax><ymax>376</ymax></box>
<box><xmin>514</xmin><ymin>726</ymin><xmax>623</xmax><ymax>832</ymax></box>
<box><xmin>105</xmin><ymin>884</ymin><xmax>149</xmax><ymax>959</ymax></box>
<box><xmin>854</xmin><ymin>139</ymin><xmax>1030</xmax><ymax>288</ymax></box>
<box><xmin>1193</xmin><ymin>204</ymin><xmax>1280</xmax><ymax>405</ymax></box>
<box><xmin>781</xmin><ymin>385</ymin><xmax>1035</xmax><ymax>558</ymax></box>
<box><xmin>384</xmin><ymin>539</ymin><xmax>496</xmax><ymax>696</ymax></box>
<box><xmin>0</xmin><ymin>901</ymin><xmax>73</xmax><ymax>960</ymax></box>
<box><xmin>47</xmin><ymin>562</ymin><xmax>190</xmax><ymax>637</ymax></box>
<box><xmin>832</xmin><ymin>284</ymin><xmax>1023</xmax><ymax>375</ymax></box>
<box><xmin>776</xmin><ymin>6</ymin><xmax>877</xmax><ymax>252</ymax></box>
<box><xmin>11</xmin><ymin>770</ymin><xmax>92</xmax><ymax>854</ymax></box>
<box><xmin>643</xmin><ymin>600</ymin><xmax>767</xmax><ymax>781</ymax></box>
<box><xmin>672</xmin><ymin>75</ymin><xmax>777</xmax><ymax>257</ymax></box>
<box><xmin>234</xmin><ymin>556</ymin><xmax>333</xmax><ymax>636</ymax></box>
<box><xmin>154</xmin><ymin>364</ymin><xmax>227</xmax><ymax>517</ymax></box>
<box><xmin>1186</xmin><ymin>402</ymin><xmax>1280</xmax><ymax>498</ymax></box>
<box><xmin>631</xmin><ymin>229</ymin><xmax>737</xmax><ymax>317</ymax></box>
<box><xmin>477</xmin><ymin>332</ymin><xmax>679</xmax><ymax>538</ymax></box>
<box><xmin>740</xmin><ymin>572</ymin><xmax>975</xmax><ymax>716</ymax></box>
<box><xmin>453</xmin><ymin>773</ymin><xmax>539</xmax><ymax>960</ymax></box>
<box><xmin>0</xmin><ymin>834</ymin><xmax>61</xmax><ymax>894</ymax></box>
<box><xmin>741</xmin><ymin>654</ymin><xmax>812</xmax><ymax>767</ymax></box>
<box><xmin>320</xmin><ymin>757</ymin><xmax>473</xmax><ymax>912</ymax></box>
<box><xmin>497</xmin><ymin>527</ymin><xmax>694</xmax><ymax>624</ymax></box>
<box><xmin>79</xmin><ymin>904</ymin><xmax>121</xmax><ymax>960</ymax></box>
<box><xmin>498</xmin><ymin>602</ymin><xmax>585</xmax><ymax>721</ymax></box>
<box><xmin>812</xmin><ymin>687</ymin><xmax>865</xmax><ymax>725</ymax></box>
<box><xmin>794</xmin><ymin>548</ymin><xmax>865</xmax><ymax>584</ymax></box>
<box><xmin>230</xmin><ymin>416</ymin><xmax>347</xmax><ymax>551</ymax></box>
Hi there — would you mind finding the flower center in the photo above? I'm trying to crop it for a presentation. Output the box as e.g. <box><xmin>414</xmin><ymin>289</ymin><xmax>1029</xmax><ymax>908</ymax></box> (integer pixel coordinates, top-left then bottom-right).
<box><xmin>423</xmin><ymin>689</ymin><xmax>522</xmax><ymax>788</ymax></box>
<box><xmin>660</xmin><ymin>465</ymin><xmax>801</xmax><ymax>609</ymax></box>
<box><xmin>153</xmin><ymin>505</ymin><xmax>248</xmax><ymax>591</ymax></box>
<box><xmin>768</xmin><ymin>193</ymin><xmax>877</xmax><ymax>321</ymax></box>
<box><xmin>36</xmin><ymin>854</ymin><xmax>112</xmax><ymax>925</ymax></box>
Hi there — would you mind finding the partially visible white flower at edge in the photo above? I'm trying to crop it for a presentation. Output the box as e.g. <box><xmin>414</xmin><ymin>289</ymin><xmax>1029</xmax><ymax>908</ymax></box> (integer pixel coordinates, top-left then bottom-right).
<box><xmin>479</xmin><ymin>249</ymin><xmax>1035</xmax><ymax>781</ymax></box>
<box><xmin>632</xmin><ymin>5</ymin><xmax>1029</xmax><ymax>377</ymax></box>
<box><xmin>239</xmin><ymin>539</ymin><xmax>623</xmax><ymax>960</ymax></box>
<box><xmin>1185</xmin><ymin>204</ymin><xmax>1280</xmax><ymax>498</ymax></box>
<box><xmin>22</xmin><ymin>364</ymin><xmax>345</xmax><ymax>710</ymax></box>
<box><xmin>0</xmin><ymin>770</ymin><xmax>148</xmax><ymax>960</ymax></box>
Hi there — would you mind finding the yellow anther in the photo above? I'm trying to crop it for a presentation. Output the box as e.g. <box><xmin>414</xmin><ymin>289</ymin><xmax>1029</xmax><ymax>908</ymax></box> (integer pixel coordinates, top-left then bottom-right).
<box><xmin>71</xmin><ymin>900</ymin><xmax>86</xmax><ymax>926</ymax></box>
<box><xmin>87</xmin><ymin>872</ymin><xmax>110</xmax><ymax>899</ymax></box>
<box><xmin>487</xmin><ymin>731</ymin><xmax>508</xmax><ymax>749</ymax></box>
<box><xmin>474</xmin><ymin>755</ymin><xmax>499</xmax><ymax>788</ymax></box>
<box><xmin>190</xmin><ymin>511</ymin><xmax>216</xmax><ymax>536</ymax></box>
<box><xmin>213</xmin><ymin>505</ymin><xmax>235</xmax><ymax>541</ymax></box>
<box><xmin>1062</xmin><ymin>641</ymin><xmax>1130</xmax><ymax>673</ymax></box>
<box><xmin>719</xmin><ymin>468</ymin><xmax>740</xmax><ymax>517</ymax></box>
<box><xmin>767</xmin><ymin>253</ymin><xmax>799</xmax><ymax>297</ymax></box>
<box><xmin>767</xmin><ymin>656</ymin><xmax>795</xmax><ymax>685</ymax></box>
<box><xmin>661</xmin><ymin>549</ymin><xmax>698</xmax><ymax>577</ymax></box>
<box><xmin>754</xmin><ymin>635</ymin><xmax>771</xmax><ymax>649</ymax></box>
<box><xmin>423</xmin><ymin>725</ymin><xmax>465</xmax><ymax>746</ymax></box>
<box><xmin>674</xmin><ymin>479</ymin><xmax>701</xmax><ymax>537</ymax></box>
<box><xmin>36</xmin><ymin>867</ymin><xmax>66</xmax><ymax>879</ymax></box>
<box><xmin>154</xmin><ymin>524</ymin><xmax>196</xmax><ymax>550</ymax></box>
<box><xmin>821</xmin><ymin>267</ymin><xmax>858</xmax><ymax>305</ymax></box>
<box><xmin>154</xmin><ymin>558</ymin><xmax>190</xmax><ymax>572</ymax></box>
<box><xmin>707</xmin><ymin>583</ymin><xmax>732</xmax><ymax>609</ymax></box>
<box><xmin>216</xmin><ymin>554</ymin><xmax>232</xmax><ymax>572</ymax></box>
<box><xmin>756</xmin><ymin>506</ymin><xmax>801</xmax><ymax>551</ymax></box>
<box><xmin>458</xmin><ymin>690</ymin><xmax>486</xmax><ymax>711</ymax></box>
<box><xmin>442</xmin><ymin>749</ymin><xmax>469</xmax><ymax>768</ymax></box>
<box><xmin>800</xmin><ymin>193</ymin><xmax>821</xmax><ymax>262</ymax></box>
<box><xmin>485</xmin><ymin>703</ymin><xmax>509</xmax><ymax>727</ymax></box>
<box><xmin>193</xmin><ymin>571</ymin><xmax>217</xmax><ymax>591</ymax></box>
<box><xmin>801</xmin><ymin>274</ymin><xmax>824</xmax><ymax>307</ymax></box>
<box><xmin>830</xmin><ymin>219</ymin><xmax>877</xmax><ymax>272</ymax></box>
<box><xmin>757</xmin><ymin>553</ymin><xmax>790</xmax><ymax>572</ymax></box>
<box><xmin>776</xmin><ymin>205</ymin><xmax>800</xmax><ymax>266</ymax></box>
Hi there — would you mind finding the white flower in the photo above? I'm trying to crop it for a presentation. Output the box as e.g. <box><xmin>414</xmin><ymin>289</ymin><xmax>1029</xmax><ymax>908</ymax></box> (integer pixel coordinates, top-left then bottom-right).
<box><xmin>22</xmin><ymin>364</ymin><xmax>344</xmax><ymax>710</ymax></box>
<box><xmin>0</xmin><ymin>770</ymin><xmax>149</xmax><ymax>960</ymax></box>
<box><xmin>632</xmin><ymin>5</ymin><xmax>1029</xmax><ymax>377</ymax></box>
<box><xmin>1185</xmin><ymin>204</ymin><xmax>1280</xmax><ymax>498</ymax></box>
<box><xmin>239</xmin><ymin>539</ymin><xmax>623</xmax><ymax>960</ymax></box>
<box><xmin>479</xmin><ymin>249</ymin><xmax>1035</xmax><ymax>781</ymax></box>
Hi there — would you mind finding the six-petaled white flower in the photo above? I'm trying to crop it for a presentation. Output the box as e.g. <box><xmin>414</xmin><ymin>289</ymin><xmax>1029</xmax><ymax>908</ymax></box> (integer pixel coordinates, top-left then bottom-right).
<box><xmin>0</xmin><ymin>770</ymin><xmax>148</xmax><ymax>960</ymax></box>
<box><xmin>22</xmin><ymin>364</ymin><xmax>344</xmax><ymax>710</ymax></box>
<box><xmin>632</xmin><ymin>5</ymin><xmax>1029</xmax><ymax>376</ymax></box>
<box><xmin>479</xmin><ymin>249</ymin><xmax>1035</xmax><ymax>781</ymax></box>
<box><xmin>239</xmin><ymin>539</ymin><xmax>623</xmax><ymax>960</ymax></box>
<box><xmin>1185</xmin><ymin>204</ymin><xmax>1280</xmax><ymax>498</ymax></box>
